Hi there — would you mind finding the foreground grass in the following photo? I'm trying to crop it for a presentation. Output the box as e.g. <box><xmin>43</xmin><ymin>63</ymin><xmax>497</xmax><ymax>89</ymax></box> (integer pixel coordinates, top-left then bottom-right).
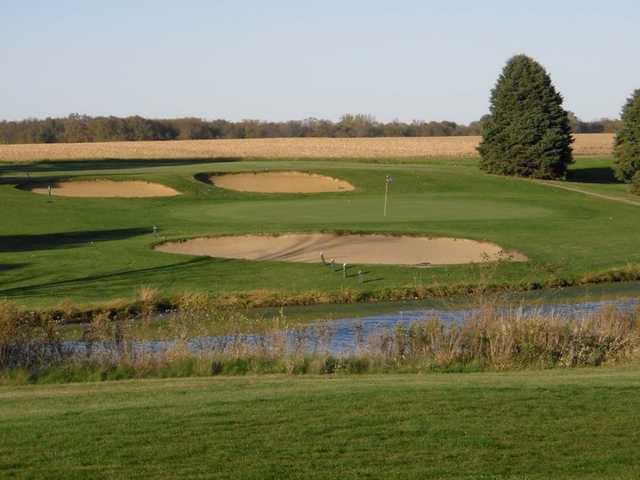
<box><xmin>2</xmin><ymin>368</ymin><xmax>640</xmax><ymax>479</ymax></box>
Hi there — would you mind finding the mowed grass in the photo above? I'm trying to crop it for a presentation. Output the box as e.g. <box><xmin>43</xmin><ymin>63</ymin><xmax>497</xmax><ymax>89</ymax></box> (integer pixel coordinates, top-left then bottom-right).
<box><xmin>2</xmin><ymin>367</ymin><xmax>640</xmax><ymax>479</ymax></box>
<box><xmin>0</xmin><ymin>155</ymin><xmax>638</xmax><ymax>308</ymax></box>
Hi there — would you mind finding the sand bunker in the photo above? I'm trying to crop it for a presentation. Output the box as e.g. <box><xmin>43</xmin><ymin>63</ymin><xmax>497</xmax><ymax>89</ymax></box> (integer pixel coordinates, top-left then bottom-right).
<box><xmin>155</xmin><ymin>233</ymin><xmax>526</xmax><ymax>266</ymax></box>
<box><xmin>208</xmin><ymin>171</ymin><xmax>355</xmax><ymax>193</ymax></box>
<box><xmin>29</xmin><ymin>180</ymin><xmax>179</xmax><ymax>198</ymax></box>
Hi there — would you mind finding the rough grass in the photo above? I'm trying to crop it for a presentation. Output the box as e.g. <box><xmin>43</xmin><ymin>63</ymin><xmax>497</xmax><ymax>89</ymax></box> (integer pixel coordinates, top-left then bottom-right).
<box><xmin>2</xmin><ymin>368</ymin><xmax>640</xmax><ymax>479</ymax></box>
<box><xmin>0</xmin><ymin>133</ymin><xmax>614</xmax><ymax>161</ymax></box>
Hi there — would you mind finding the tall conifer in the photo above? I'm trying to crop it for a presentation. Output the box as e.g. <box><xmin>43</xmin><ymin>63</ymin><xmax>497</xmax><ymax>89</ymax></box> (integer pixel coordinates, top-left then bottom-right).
<box><xmin>613</xmin><ymin>89</ymin><xmax>640</xmax><ymax>182</ymax></box>
<box><xmin>478</xmin><ymin>55</ymin><xmax>573</xmax><ymax>179</ymax></box>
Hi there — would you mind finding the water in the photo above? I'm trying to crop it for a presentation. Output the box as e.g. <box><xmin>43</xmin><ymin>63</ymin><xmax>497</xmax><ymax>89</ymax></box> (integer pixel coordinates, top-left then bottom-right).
<box><xmin>64</xmin><ymin>295</ymin><xmax>639</xmax><ymax>358</ymax></box>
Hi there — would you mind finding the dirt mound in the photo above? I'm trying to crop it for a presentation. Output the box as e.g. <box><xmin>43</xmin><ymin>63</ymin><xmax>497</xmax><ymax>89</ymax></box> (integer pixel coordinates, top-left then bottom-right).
<box><xmin>29</xmin><ymin>180</ymin><xmax>179</xmax><ymax>198</ymax></box>
<box><xmin>155</xmin><ymin>233</ymin><xmax>526</xmax><ymax>266</ymax></box>
<box><xmin>208</xmin><ymin>171</ymin><xmax>354</xmax><ymax>193</ymax></box>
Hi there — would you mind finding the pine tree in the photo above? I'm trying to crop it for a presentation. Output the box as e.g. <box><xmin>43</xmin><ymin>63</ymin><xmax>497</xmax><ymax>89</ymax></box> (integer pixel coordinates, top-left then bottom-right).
<box><xmin>613</xmin><ymin>89</ymin><xmax>640</xmax><ymax>182</ymax></box>
<box><xmin>478</xmin><ymin>55</ymin><xmax>573</xmax><ymax>179</ymax></box>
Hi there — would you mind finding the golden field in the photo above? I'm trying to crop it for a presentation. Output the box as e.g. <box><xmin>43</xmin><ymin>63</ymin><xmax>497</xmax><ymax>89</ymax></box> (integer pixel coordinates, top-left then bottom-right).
<box><xmin>0</xmin><ymin>133</ymin><xmax>614</xmax><ymax>162</ymax></box>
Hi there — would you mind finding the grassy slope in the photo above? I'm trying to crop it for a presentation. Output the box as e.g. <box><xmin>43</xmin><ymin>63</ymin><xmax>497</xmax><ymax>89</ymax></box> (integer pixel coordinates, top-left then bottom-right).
<box><xmin>2</xmin><ymin>367</ymin><xmax>640</xmax><ymax>479</ymax></box>
<box><xmin>0</xmin><ymin>156</ymin><xmax>638</xmax><ymax>308</ymax></box>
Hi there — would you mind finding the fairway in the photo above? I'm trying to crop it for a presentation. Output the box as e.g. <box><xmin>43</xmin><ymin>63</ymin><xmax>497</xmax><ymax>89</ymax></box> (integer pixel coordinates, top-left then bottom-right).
<box><xmin>2</xmin><ymin>368</ymin><xmax>640</xmax><ymax>479</ymax></box>
<box><xmin>0</xmin><ymin>155</ymin><xmax>639</xmax><ymax>308</ymax></box>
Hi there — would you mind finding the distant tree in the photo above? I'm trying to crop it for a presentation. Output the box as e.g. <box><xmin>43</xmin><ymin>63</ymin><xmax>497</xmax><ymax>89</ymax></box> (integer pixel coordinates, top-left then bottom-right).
<box><xmin>478</xmin><ymin>55</ymin><xmax>573</xmax><ymax>179</ymax></box>
<box><xmin>567</xmin><ymin>111</ymin><xmax>580</xmax><ymax>133</ymax></box>
<box><xmin>301</xmin><ymin>118</ymin><xmax>335</xmax><ymax>137</ymax></box>
<box><xmin>382</xmin><ymin>120</ymin><xmax>409</xmax><ymax>137</ymax></box>
<box><xmin>1</xmin><ymin>109</ymin><xmax>603</xmax><ymax>144</ymax></box>
<box><xmin>336</xmin><ymin>114</ymin><xmax>381</xmax><ymax>137</ymax></box>
<box><xmin>598</xmin><ymin>118</ymin><xmax>622</xmax><ymax>133</ymax></box>
<box><xmin>467</xmin><ymin>115</ymin><xmax>491</xmax><ymax>135</ymax></box>
<box><xmin>63</xmin><ymin>114</ymin><xmax>93</xmax><ymax>142</ymax></box>
<box><xmin>36</xmin><ymin>118</ymin><xmax>62</xmax><ymax>143</ymax></box>
<box><xmin>613</xmin><ymin>89</ymin><xmax>640</xmax><ymax>182</ymax></box>
<box><xmin>565</xmin><ymin>112</ymin><xmax>618</xmax><ymax>134</ymax></box>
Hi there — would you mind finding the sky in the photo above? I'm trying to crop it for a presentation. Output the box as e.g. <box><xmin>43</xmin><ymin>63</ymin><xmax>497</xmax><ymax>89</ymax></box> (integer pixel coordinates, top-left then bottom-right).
<box><xmin>1</xmin><ymin>1</ymin><xmax>639</xmax><ymax>124</ymax></box>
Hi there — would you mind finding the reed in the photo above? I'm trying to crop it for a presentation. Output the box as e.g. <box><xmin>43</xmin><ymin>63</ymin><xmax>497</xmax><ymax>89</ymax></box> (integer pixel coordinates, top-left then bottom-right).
<box><xmin>2</xmin><ymin>296</ymin><xmax>639</xmax><ymax>385</ymax></box>
<box><xmin>0</xmin><ymin>301</ymin><xmax>67</xmax><ymax>370</ymax></box>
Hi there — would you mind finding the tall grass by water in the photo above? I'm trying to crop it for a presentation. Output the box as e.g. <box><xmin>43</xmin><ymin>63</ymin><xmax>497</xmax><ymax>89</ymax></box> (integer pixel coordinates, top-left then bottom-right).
<box><xmin>2</xmin><ymin>290</ymin><xmax>640</xmax><ymax>385</ymax></box>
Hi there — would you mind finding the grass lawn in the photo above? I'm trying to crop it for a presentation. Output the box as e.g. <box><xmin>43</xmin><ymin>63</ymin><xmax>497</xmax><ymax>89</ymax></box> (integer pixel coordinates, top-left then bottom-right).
<box><xmin>2</xmin><ymin>367</ymin><xmax>640</xmax><ymax>479</ymax></box>
<box><xmin>0</xmin><ymin>155</ymin><xmax>638</xmax><ymax>309</ymax></box>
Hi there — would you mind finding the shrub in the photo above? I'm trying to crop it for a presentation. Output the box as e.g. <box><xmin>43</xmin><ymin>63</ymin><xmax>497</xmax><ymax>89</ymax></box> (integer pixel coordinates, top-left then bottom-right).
<box><xmin>632</xmin><ymin>172</ymin><xmax>640</xmax><ymax>196</ymax></box>
<box><xmin>478</xmin><ymin>55</ymin><xmax>573</xmax><ymax>179</ymax></box>
<box><xmin>614</xmin><ymin>89</ymin><xmax>640</xmax><ymax>182</ymax></box>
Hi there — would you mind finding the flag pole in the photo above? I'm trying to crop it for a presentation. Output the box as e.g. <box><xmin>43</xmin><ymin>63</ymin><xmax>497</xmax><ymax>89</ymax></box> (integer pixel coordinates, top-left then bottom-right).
<box><xmin>383</xmin><ymin>175</ymin><xmax>392</xmax><ymax>217</ymax></box>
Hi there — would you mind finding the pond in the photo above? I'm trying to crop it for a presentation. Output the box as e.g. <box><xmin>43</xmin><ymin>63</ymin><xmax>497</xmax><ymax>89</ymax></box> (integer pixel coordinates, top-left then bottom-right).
<box><xmin>66</xmin><ymin>285</ymin><xmax>640</xmax><ymax>358</ymax></box>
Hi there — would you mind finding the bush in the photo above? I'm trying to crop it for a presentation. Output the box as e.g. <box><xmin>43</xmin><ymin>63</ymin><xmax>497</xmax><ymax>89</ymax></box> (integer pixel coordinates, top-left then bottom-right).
<box><xmin>631</xmin><ymin>172</ymin><xmax>640</xmax><ymax>196</ymax></box>
<box><xmin>614</xmin><ymin>90</ymin><xmax>640</xmax><ymax>182</ymax></box>
<box><xmin>478</xmin><ymin>55</ymin><xmax>573</xmax><ymax>179</ymax></box>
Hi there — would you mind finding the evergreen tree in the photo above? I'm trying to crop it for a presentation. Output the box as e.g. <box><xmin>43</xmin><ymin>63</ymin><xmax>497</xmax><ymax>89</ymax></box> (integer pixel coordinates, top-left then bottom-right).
<box><xmin>613</xmin><ymin>89</ymin><xmax>640</xmax><ymax>182</ymax></box>
<box><xmin>478</xmin><ymin>55</ymin><xmax>573</xmax><ymax>179</ymax></box>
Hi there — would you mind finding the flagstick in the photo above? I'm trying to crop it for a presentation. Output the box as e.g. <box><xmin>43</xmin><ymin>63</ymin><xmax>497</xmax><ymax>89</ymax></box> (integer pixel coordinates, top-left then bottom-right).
<box><xmin>383</xmin><ymin>176</ymin><xmax>392</xmax><ymax>217</ymax></box>
<box><xmin>383</xmin><ymin>181</ymin><xmax>389</xmax><ymax>217</ymax></box>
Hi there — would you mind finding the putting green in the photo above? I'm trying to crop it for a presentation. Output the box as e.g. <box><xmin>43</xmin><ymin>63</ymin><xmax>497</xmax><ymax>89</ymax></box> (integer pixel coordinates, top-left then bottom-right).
<box><xmin>169</xmin><ymin>196</ymin><xmax>551</xmax><ymax>224</ymax></box>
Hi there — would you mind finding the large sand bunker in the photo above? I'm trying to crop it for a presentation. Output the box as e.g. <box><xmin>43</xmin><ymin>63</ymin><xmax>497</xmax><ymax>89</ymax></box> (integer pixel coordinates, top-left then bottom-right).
<box><xmin>155</xmin><ymin>233</ymin><xmax>527</xmax><ymax>266</ymax></box>
<box><xmin>29</xmin><ymin>180</ymin><xmax>179</xmax><ymax>198</ymax></box>
<box><xmin>208</xmin><ymin>171</ymin><xmax>355</xmax><ymax>193</ymax></box>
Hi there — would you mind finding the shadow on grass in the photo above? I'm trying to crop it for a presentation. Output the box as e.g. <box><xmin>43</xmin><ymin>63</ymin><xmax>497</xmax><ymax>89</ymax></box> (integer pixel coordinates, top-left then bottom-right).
<box><xmin>568</xmin><ymin>167</ymin><xmax>622</xmax><ymax>184</ymax></box>
<box><xmin>362</xmin><ymin>277</ymin><xmax>384</xmax><ymax>284</ymax></box>
<box><xmin>0</xmin><ymin>263</ymin><xmax>29</xmax><ymax>273</ymax></box>
<box><xmin>0</xmin><ymin>157</ymin><xmax>240</xmax><ymax>175</ymax></box>
<box><xmin>0</xmin><ymin>257</ymin><xmax>213</xmax><ymax>297</ymax></box>
<box><xmin>0</xmin><ymin>228</ymin><xmax>151</xmax><ymax>253</ymax></box>
<box><xmin>331</xmin><ymin>265</ymin><xmax>384</xmax><ymax>284</ymax></box>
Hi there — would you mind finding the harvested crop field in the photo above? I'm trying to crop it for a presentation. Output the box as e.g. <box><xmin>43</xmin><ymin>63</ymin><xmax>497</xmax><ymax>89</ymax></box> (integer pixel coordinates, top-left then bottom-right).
<box><xmin>209</xmin><ymin>171</ymin><xmax>355</xmax><ymax>193</ymax></box>
<box><xmin>28</xmin><ymin>180</ymin><xmax>179</xmax><ymax>198</ymax></box>
<box><xmin>0</xmin><ymin>134</ymin><xmax>613</xmax><ymax>162</ymax></box>
<box><xmin>155</xmin><ymin>233</ymin><xmax>527</xmax><ymax>266</ymax></box>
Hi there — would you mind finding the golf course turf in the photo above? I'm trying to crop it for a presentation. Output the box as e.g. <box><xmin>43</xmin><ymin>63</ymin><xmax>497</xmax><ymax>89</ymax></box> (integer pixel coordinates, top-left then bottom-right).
<box><xmin>0</xmin><ymin>155</ymin><xmax>639</xmax><ymax>309</ymax></box>
<box><xmin>2</xmin><ymin>367</ymin><xmax>640</xmax><ymax>479</ymax></box>
<box><xmin>2</xmin><ymin>155</ymin><xmax>640</xmax><ymax>479</ymax></box>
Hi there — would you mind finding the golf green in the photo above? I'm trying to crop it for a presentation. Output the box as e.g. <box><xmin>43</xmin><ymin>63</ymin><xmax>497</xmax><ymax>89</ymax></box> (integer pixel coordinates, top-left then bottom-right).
<box><xmin>0</xmin><ymin>156</ymin><xmax>638</xmax><ymax>308</ymax></box>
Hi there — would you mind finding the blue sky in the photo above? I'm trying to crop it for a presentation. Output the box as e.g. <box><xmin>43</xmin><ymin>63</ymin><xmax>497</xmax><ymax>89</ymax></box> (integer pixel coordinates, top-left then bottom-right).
<box><xmin>1</xmin><ymin>1</ymin><xmax>638</xmax><ymax>123</ymax></box>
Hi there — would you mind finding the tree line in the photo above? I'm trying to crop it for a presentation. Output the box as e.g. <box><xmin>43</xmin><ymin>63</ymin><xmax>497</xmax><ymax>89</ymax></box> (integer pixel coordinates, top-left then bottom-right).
<box><xmin>0</xmin><ymin>112</ymin><xmax>620</xmax><ymax>145</ymax></box>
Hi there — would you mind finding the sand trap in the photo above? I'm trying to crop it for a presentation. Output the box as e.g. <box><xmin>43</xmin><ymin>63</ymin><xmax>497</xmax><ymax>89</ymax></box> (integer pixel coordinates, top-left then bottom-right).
<box><xmin>208</xmin><ymin>171</ymin><xmax>355</xmax><ymax>193</ymax></box>
<box><xmin>29</xmin><ymin>180</ymin><xmax>179</xmax><ymax>198</ymax></box>
<box><xmin>155</xmin><ymin>233</ymin><xmax>526</xmax><ymax>266</ymax></box>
